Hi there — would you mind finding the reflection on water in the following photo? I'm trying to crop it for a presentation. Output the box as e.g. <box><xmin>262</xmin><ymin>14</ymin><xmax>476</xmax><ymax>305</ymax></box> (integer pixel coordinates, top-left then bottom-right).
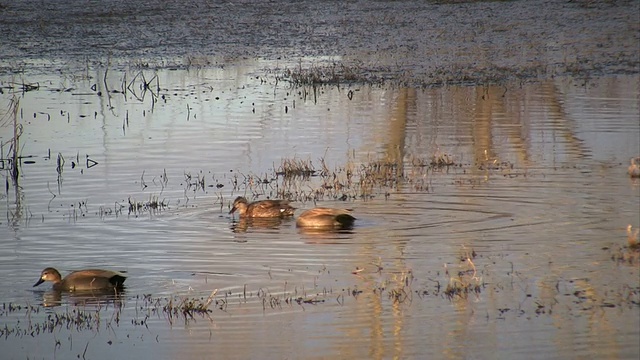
<box><xmin>35</xmin><ymin>288</ymin><xmax>127</xmax><ymax>308</ymax></box>
<box><xmin>0</xmin><ymin>67</ymin><xmax>638</xmax><ymax>359</ymax></box>
<box><xmin>230</xmin><ymin>217</ymin><xmax>289</xmax><ymax>234</ymax></box>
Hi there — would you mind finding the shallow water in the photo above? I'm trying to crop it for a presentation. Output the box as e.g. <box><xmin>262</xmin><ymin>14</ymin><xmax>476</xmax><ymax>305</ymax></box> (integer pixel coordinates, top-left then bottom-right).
<box><xmin>0</xmin><ymin>67</ymin><xmax>639</xmax><ymax>359</ymax></box>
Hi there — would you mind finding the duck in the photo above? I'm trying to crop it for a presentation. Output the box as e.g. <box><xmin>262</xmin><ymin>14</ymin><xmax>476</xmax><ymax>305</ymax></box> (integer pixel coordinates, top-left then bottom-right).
<box><xmin>628</xmin><ymin>157</ymin><xmax>640</xmax><ymax>178</ymax></box>
<box><xmin>33</xmin><ymin>267</ymin><xmax>127</xmax><ymax>292</ymax></box>
<box><xmin>296</xmin><ymin>207</ymin><xmax>356</xmax><ymax>229</ymax></box>
<box><xmin>229</xmin><ymin>196</ymin><xmax>295</xmax><ymax>218</ymax></box>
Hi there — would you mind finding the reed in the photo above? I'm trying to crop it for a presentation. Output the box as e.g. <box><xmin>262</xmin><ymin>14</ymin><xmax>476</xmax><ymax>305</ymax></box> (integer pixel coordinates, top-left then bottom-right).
<box><xmin>443</xmin><ymin>250</ymin><xmax>483</xmax><ymax>300</ymax></box>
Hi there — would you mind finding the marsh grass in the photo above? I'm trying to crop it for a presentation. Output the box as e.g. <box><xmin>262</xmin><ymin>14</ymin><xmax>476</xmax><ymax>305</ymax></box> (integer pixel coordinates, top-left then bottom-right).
<box><xmin>230</xmin><ymin>152</ymin><xmax>463</xmax><ymax>203</ymax></box>
<box><xmin>387</xmin><ymin>270</ymin><xmax>414</xmax><ymax>304</ymax></box>
<box><xmin>1</xmin><ymin>96</ymin><xmax>26</xmax><ymax>227</ymax></box>
<box><xmin>3</xmin><ymin>254</ymin><xmax>637</xmax><ymax>343</ymax></box>
<box><xmin>0</xmin><ymin>292</ymin><xmax>216</xmax><ymax>339</ymax></box>
<box><xmin>163</xmin><ymin>290</ymin><xmax>217</xmax><ymax>323</ymax></box>
<box><xmin>127</xmin><ymin>195</ymin><xmax>168</xmax><ymax>215</ymax></box>
<box><xmin>0</xmin><ymin>282</ymin><xmax>339</xmax><ymax>339</ymax></box>
<box><xmin>276</xmin><ymin>157</ymin><xmax>317</xmax><ymax>179</ymax></box>
<box><xmin>275</xmin><ymin>55</ymin><xmax>564</xmax><ymax>88</ymax></box>
<box><xmin>0</xmin><ymin>301</ymin><xmax>120</xmax><ymax>338</ymax></box>
<box><xmin>279</xmin><ymin>62</ymin><xmax>371</xmax><ymax>86</ymax></box>
<box><xmin>611</xmin><ymin>225</ymin><xmax>640</xmax><ymax>265</ymax></box>
<box><xmin>443</xmin><ymin>249</ymin><xmax>483</xmax><ymax>300</ymax></box>
<box><xmin>97</xmin><ymin>147</ymin><xmax>513</xmax><ymax>221</ymax></box>
<box><xmin>1</xmin><ymin>97</ymin><xmax>22</xmax><ymax>183</ymax></box>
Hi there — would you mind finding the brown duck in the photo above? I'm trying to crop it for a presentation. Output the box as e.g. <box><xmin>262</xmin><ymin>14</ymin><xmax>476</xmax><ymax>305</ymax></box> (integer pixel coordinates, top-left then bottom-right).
<box><xmin>33</xmin><ymin>267</ymin><xmax>127</xmax><ymax>291</ymax></box>
<box><xmin>229</xmin><ymin>196</ymin><xmax>295</xmax><ymax>218</ymax></box>
<box><xmin>296</xmin><ymin>207</ymin><xmax>356</xmax><ymax>229</ymax></box>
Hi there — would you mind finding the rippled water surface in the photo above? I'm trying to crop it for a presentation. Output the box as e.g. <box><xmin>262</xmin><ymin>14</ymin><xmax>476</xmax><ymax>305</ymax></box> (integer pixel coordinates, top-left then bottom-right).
<box><xmin>0</xmin><ymin>67</ymin><xmax>639</xmax><ymax>359</ymax></box>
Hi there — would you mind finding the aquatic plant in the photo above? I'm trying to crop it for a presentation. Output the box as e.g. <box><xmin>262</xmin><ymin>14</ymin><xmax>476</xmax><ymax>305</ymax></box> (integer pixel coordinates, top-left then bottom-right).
<box><xmin>0</xmin><ymin>96</ymin><xmax>22</xmax><ymax>183</ymax></box>
<box><xmin>276</xmin><ymin>156</ymin><xmax>316</xmax><ymax>179</ymax></box>
<box><xmin>279</xmin><ymin>62</ymin><xmax>371</xmax><ymax>86</ymax></box>
<box><xmin>127</xmin><ymin>195</ymin><xmax>168</xmax><ymax>215</ymax></box>
<box><xmin>163</xmin><ymin>290</ymin><xmax>217</xmax><ymax>323</ymax></box>
<box><xmin>221</xmin><ymin>152</ymin><xmax>449</xmax><ymax>204</ymax></box>
<box><xmin>443</xmin><ymin>250</ymin><xmax>483</xmax><ymax>300</ymax></box>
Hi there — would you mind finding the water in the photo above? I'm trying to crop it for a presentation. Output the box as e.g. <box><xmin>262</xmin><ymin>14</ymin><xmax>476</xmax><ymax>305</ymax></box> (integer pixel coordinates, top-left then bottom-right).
<box><xmin>0</xmin><ymin>67</ymin><xmax>638</xmax><ymax>359</ymax></box>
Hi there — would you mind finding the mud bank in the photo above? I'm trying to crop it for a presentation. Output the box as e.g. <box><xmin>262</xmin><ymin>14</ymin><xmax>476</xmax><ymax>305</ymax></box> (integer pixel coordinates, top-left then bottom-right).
<box><xmin>0</xmin><ymin>0</ymin><xmax>638</xmax><ymax>85</ymax></box>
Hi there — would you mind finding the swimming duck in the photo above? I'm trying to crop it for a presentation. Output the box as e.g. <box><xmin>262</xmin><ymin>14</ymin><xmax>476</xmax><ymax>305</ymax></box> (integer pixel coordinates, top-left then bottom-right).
<box><xmin>628</xmin><ymin>157</ymin><xmax>640</xmax><ymax>178</ymax></box>
<box><xmin>33</xmin><ymin>267</ymin><xmax>127</xmax><ymax>292</ymax></box>
<box><xmin>296</xmin><ymin>207</ymin><xmax>356</xmax><ymax>229</ymax></box>
<box><xmin>229</xmin><ymin>196</ymin><xmax>295</xmax><ymax>218</ymax></box>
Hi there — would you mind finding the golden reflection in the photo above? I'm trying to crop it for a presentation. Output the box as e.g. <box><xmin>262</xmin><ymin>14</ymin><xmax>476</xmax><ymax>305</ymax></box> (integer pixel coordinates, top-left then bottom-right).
<box><xmin>384</xmin><ymin>88</ymin><xmax>414</xmax><ymax>166</ymax></box>
<box><xmin>441</xmin><ymin>252</ymin><xmax>485</xmax><ymax>359</ymax></box>
<box><xmin>536</xmin><ymin>256</ymin><xmax>639</xmax><ymax>359</ymax></box>
<box><xmin>331</xmin><ymin>78</ymin><xmax>637</xmax><ymax>358</ymax></box>
<box><xmin>463</xmin><ymin>81</ymin><xmax>593</xmax><ymax>177</ymax></box>
<box><xmin>561</xmin><ymin>279</ymin><xmax>621</xmax><ymax>359</ymax></box>
<box><xmin>333</xmin><ymin>88</ymin><xmax>417</xmax><ymax>359</ymax></box>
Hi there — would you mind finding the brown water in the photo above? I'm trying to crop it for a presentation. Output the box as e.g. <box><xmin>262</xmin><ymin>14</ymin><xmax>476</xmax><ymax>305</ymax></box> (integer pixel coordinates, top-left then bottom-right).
<box><xmin>0</xmin><ymin>65</ymin><xmax>638</xmax><ymax>359</ymax></box>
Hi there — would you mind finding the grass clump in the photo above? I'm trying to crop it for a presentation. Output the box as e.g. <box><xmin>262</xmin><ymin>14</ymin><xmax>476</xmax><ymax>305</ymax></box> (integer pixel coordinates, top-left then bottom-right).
<box><xmin>127</xmin><ymin>195</ymin><xmax>168</xmax><ymax>215</ymax></box>
<box><xmin>279</xmin><ymin>62</ymin><xmax>377</xmax><ymax>86</ymax></box>
<box><xmin>444</xmin><ymin>250</ymin><xmax>483</xmax><ymax>300</ymax></box>
<box><xmin>276</xmin><ymin>157</ymin><xmax>316</xmax><ymax>179</ymax></box>
<box><xmin>163</xmin><ymin>290</ymin><xmax>217</xmax><ymax>322</ymax></box>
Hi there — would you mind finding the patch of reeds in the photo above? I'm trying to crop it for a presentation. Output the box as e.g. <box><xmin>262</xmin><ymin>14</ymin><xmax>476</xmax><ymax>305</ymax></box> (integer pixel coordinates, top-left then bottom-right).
<box><xmin>387</xmin><ymin>270</ymin><xmax>414</xmax><ymax>304</ymax></box>
<box><xmin>276</xmin><ymin>157</ymin><xmax>317</xmax><ymax>179</ymax></box>
<box><xmin>443</xmin><ymin>249</ymin><xmax>483</xmax><ymax>300</ymax></box>
<box><xmin>280</xmin><ymin>62</ymin><xmax>370</xmax><ymax>86</ymax></box>
<box><xmin>127</xmin><ymin>195</ymin><xmax>168</xmax><ymax>215</ymax></box>
<box><xmin>163</xmin><ymin>290</ymin><xmax>217</xmax><ymax>323</ymax></box>
<box><xmin>0</xmin><ymin>292</ymin><xmax>218</xmax><ymax>339</ymax></box>
<box><xmin>1</xmin><ymin>96</ymin><xmax>26</xmax><ymax>227</ymax></box>
<box><xmin>231</xmin><ymin>152</ymin><xmax>462</xmax><ymax>203</ymax></box>
<box><xmin>1</xmin><ymin>96</ymin><xmax>22</xmax><ymax>184</ymax></box>
<box><xmin>0</xmin><ymin>303</ymin><xmax>118</xmax><ymax>338</ymax></box>
<box><xmin>183</xmin><ymin>170</ymin><xmax>204</xmax><ymax>192</ymax></box>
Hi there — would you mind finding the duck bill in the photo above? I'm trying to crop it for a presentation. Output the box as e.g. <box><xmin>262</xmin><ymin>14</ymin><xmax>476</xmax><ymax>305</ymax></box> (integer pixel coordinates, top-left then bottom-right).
<box><xmin>229</xmin><ymin>206</ymin><xmax>237</xmax><ymax>215</ymax></box>
<box><xmin>33</xmin><ymin>278</ymin><xmax>45</xmax><ymax>287</ymax></box>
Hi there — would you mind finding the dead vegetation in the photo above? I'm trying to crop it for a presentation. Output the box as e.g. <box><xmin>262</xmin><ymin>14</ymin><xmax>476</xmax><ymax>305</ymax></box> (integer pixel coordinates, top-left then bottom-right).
<box><xmin>3</xmin><ymin>247</ymin><xmax>638</xmax><ymax>346</ymax></box>
<box><xmin>611</xmin><ymin>225</ymin><xmax>640</xmax><ymax>265</ymax></box>
<box><xmin>279</xmin><ymin>62</ymin><xmax>379</xmax><ymax>86</ymax></box>
<box><xmin>225</xmin><ymin>152</ymin><xmax>463</xmax><ymax>204</ymax></box>
<box><xmin>443</xmin><ymin>249</ymin><xmax>483</xmax><ymax>300</ymax></box>
<box><xmin>127</xmin><ymin>195</ymin><xmax>168</xmax><ymax>215</ymax></box>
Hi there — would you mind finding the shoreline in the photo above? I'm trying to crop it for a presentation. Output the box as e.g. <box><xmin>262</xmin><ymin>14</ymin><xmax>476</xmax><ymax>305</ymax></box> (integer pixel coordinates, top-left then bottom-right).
<box><xmin>0</xmin><ymin>0</ymin><xmax>638</xmax><ymax>86</ymax></box>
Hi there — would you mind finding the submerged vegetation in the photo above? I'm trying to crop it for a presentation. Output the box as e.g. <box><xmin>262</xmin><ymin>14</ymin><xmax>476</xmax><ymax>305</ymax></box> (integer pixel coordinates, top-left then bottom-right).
<box><xmin>3</xmin><ymin>247</ymin><xmax>637</xmax><ymax>346</ymax></box>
